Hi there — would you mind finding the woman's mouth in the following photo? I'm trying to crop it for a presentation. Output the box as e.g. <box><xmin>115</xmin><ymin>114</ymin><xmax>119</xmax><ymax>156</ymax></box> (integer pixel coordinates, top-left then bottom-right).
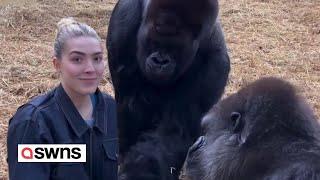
<box><xmin>79</xmin><ymin>78</ymin><xmax>98</xmax><ymax>84</ymax></box>
<box><xmin>79</xmin><ymin>78</ymin><xmax>97</xmax><ymax>81</ymax></box>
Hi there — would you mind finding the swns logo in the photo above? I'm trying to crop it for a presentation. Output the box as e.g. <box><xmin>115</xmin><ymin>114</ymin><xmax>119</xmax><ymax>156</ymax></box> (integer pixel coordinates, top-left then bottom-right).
<box><xmin>18</xmin><ymin>144</ymin><xmax>86</xmax><ymax>162</ymax></box>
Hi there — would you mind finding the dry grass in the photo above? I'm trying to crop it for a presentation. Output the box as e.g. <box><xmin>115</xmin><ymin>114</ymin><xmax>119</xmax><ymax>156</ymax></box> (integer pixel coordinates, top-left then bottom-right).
<box><xmin>0</xmin><ymin>0</ymin><xmax>319</xmax><ymax>178</ymax></box>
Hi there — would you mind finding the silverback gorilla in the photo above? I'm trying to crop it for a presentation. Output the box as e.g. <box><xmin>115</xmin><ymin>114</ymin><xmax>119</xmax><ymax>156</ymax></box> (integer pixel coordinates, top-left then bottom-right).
<box><xmin>181</xmin><ymin>77</ymin><xmax>320</xmax><ymax>180</ymax></box>
<box><xmin>106</xmin><ymin>0</ymin><xmax>230</xmax><ymax>179</ymax></box>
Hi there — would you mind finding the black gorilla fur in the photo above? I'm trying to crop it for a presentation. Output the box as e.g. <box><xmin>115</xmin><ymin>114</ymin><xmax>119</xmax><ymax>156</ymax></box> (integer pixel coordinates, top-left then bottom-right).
<box><xmin>107</xmin><ymin>0</ymin><xmax>230</xmax><ymax>179</ymax></box>
<box><xmin>181</xmin><ymin>77</ymin><xmax>320</xmax><ymax>180</ymax></box>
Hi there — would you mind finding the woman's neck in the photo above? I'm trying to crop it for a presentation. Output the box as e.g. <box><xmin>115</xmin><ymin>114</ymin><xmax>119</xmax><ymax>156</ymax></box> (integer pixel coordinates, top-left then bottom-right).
<box><xmin>61</xmin><ymin>83</ymin><xmax>93</xmax><ymax>120</ymax></box>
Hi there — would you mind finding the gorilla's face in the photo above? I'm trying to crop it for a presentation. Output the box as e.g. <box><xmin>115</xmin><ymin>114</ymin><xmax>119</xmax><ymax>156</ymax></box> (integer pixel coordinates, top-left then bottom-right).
<box><xmin>136</xmin><ymin>0</ymin><xmax>217</xmax><ymax>85</ymax></box>
<box><xmin>180</xmin><ymin>78</ymin><xmax>303</xmax><ymax>180</ymax></box>
<box><xmin>179</xmin><ymin>94</ymin><xmax>246</xmax><ymax>180</ymax></box>
<box><xmin>180</xmin><ymin>83</ymin><xmax>275</xmax><ymax>180</ymax></box>
<box><xmin>137</xmin><ymin>14</ymin><xmax>199</xmax><ymax>85</ymax></box>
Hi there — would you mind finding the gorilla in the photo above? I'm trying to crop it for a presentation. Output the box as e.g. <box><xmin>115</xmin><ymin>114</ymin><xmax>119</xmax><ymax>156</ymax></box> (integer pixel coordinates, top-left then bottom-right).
<box><xmin>106</xmin><ymin>0</ymin><xmax>230</xmax><ymax>179</ymax></box>
<box><xmin>180</xmin><ymin>77</ymin><xmax>320</xmax><ymax>180</ymax></box>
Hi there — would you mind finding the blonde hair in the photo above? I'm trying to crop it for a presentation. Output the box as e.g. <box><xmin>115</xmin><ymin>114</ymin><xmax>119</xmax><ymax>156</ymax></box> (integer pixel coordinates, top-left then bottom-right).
<box><xmin>54</xmin><ymin>17</ymin><xmax>101</xmax><ymax>59</ymax></box>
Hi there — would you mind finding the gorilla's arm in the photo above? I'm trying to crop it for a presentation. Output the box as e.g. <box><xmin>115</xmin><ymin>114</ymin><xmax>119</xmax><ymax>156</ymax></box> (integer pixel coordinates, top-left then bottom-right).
<box><xmin>119</xmin><ymin>132</ymin><xmax>192</xmax><ymax>180</ymax></box>
<box><xmin>107</xmin><ymin>0</ymin><xmax>145</xmax><ymax>156</ymax></box>
<box><xmin>107</xmin><ymin>0</ymin><xmax>142</xmax><ymax>97</ymax></box>
<box><xmin>196</xmin><ymin>21</ymin><xmax>230</xmax><ymax>110</ymax></box>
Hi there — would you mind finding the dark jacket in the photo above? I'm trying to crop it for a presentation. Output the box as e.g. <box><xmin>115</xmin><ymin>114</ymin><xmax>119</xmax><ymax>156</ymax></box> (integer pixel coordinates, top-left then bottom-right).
<box><xmin>7</xmin><ymin>84</ymin><xmax>118</xmax><ymax>180</ymax></box>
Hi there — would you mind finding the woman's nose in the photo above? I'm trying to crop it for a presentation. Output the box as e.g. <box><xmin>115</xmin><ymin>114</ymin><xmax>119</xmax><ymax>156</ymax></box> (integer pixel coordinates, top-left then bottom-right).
<box><xmin>84</xmin><ymin>60</ymin><xmax>95</xmax><ymax>73</ymax></box>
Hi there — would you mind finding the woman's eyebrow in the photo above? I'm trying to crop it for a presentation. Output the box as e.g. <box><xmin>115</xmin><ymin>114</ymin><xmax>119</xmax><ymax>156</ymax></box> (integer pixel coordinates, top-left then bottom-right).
<box><xmin>92</xmin><ymin>52</ymin><xmax>103</xmax><ymax>56</ymax></box>
<box><xmin>69</xmin><ymin>51</ymin><xmax>103</xmax><ymax>56</ymax></box>
<box><xmin>69</xmin><ymin>51</ymin><xmax>86</xmax><ymax>55</ymax></box>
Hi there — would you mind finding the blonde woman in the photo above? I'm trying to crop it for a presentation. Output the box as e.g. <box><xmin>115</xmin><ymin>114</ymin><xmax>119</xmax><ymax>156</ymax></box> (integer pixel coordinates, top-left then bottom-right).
<box><xmin>7</xmin><ymin>17</ymin><xmax>118</xmax><ymax>180</ymax></box>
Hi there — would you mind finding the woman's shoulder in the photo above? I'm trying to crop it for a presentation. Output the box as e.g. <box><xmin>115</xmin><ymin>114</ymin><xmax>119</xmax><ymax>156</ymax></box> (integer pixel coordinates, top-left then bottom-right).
<box><xmin>9</xmin><ymin>89</ymin><xmax>56</xmax><ymax>127</ymax></box>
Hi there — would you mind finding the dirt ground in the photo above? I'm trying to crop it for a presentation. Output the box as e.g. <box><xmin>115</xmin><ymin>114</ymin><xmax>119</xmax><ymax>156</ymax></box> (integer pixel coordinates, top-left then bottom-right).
<box><xmin>0</xmin><ymin>0</ymin><xmax>319</xmax><ymax>178</ymax></box>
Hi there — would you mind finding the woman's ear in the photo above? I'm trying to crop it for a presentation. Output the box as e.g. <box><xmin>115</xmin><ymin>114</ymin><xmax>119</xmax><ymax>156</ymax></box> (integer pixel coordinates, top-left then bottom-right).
<box><xmin>52</xmin><ymin>57</ymin><xmax>61</xmax><ymax>72</ymax></box>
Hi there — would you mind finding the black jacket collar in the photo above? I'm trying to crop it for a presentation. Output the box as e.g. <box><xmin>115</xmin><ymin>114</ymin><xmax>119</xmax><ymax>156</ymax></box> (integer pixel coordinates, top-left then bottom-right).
<box><xmin>54</xmin><ymin>84</ymin><xmax>107</xmax><ymax>137</ymax></box>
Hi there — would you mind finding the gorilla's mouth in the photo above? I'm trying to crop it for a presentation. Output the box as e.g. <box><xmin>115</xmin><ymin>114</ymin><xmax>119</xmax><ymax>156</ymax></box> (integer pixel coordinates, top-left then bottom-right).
<box><xmin>145</xmin><ymin>52</ymin><xmax>176</xmax><ymax>83</ymax></box>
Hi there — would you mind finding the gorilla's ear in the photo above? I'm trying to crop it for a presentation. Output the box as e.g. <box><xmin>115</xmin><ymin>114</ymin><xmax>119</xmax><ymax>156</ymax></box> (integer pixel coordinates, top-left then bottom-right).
<box><xmin>231</xmin><ymin>112</ymin><xmax>242</xmax><ymax>133</ymax></box>
<box><xmin>230</xmin><ymin>111</ymin><xmax>249</xmax><ymax>144</ymax></box>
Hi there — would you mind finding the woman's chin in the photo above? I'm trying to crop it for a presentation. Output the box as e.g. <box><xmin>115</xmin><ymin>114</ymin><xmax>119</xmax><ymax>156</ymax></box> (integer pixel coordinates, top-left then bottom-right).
<box><xmin>77</xmin><ymin>85</ymin><xmax>98</xmax><ymax>95</ymax></box>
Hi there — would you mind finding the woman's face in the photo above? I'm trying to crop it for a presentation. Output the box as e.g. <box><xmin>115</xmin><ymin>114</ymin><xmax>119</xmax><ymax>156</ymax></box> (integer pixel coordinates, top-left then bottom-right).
<box><xmin>54</xmin><ymin>36</ymin><xmax>105</xmax><ymax>96</ymax></box>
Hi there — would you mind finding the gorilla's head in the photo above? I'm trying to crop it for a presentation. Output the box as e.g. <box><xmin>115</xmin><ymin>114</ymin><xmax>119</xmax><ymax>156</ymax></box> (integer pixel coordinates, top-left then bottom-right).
<box><xmin>180</xmin><ymin>77</ymin><xmax>319</xmax><ymax>180</ymax></box>
<box><xmin>136</xmin><ymin>0</ymin><xmax>218</xmax><ymax>85</ymax></box>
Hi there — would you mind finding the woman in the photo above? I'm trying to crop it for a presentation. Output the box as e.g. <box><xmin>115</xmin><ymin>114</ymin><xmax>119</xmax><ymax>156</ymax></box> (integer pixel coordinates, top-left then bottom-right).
<box><xmin>7</xmin><ymin>17</ymin><xmax>118</xmax><ymax>180</ymax></box>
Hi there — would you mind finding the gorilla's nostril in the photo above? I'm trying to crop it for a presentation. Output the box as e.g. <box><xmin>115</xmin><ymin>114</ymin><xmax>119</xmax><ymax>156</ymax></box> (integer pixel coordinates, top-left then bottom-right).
<box><xmin>152</xmin><ymin>57</ymin><xmax>170</xmax><ymax>66</ymax></box>
<box><xmin>151</xmin><ymin>57</ymin><xmax>159</xmax><ymax>64</ymax></box>
<box><xmin>159</xmin><ymin>59</ymin><xmax>170</xmax><ymax>66</ymax></box>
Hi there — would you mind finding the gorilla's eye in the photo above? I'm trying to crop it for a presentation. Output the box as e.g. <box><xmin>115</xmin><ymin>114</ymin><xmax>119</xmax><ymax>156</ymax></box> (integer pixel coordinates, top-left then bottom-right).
<box><xmin>188</xmin><ymin>136</ymin><xmax>206</xmax><ymax>155</ymax></box>
<box><xmin>230</xmin><ymin>112</ymin><xmax>242</xmax><ymax>133</ymax></box>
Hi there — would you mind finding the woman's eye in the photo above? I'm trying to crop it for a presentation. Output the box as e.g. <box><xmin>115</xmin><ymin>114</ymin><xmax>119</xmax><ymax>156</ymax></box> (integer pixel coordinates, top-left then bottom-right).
<box><xmin>72</xmin><ymin>57</ymin><xmax>82</xmax><ymax>63</ymax></box>
<box><xmin>94</xmin><ymin>56</ymin><xmax>103</xmax><ymax>62</ymax></box>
